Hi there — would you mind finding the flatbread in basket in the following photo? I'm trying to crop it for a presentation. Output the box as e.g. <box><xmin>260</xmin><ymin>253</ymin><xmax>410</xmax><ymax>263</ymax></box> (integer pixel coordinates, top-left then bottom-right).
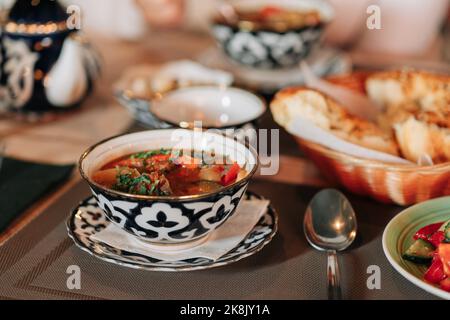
<box><xmin>271</xmin><ymin>71</ymin><xmax>450</xmax><ymax>205</ymax></box>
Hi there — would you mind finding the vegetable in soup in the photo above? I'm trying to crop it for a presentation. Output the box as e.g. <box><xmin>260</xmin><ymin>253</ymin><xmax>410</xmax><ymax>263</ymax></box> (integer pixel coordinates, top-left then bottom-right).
<box><xmin>216</xmin><ymin>6</ymin><xmax>322</xmax><ymax>31</ymax></box>
<box><xmin>92</xmin><ymin>149</ymin><xmax>247</xmax><ymax>197</ymax></box>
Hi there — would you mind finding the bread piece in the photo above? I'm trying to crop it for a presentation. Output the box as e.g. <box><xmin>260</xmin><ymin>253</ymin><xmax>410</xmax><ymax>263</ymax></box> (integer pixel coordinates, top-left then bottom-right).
<box><xmin>271</xmin><ymin>87</ymin><xmax>399</xmax><ymax>155</ymax></box>
<box><xmin>367</xmin><ymin>70</ymin><xmax>449</xmax><ymax>129</ymax></box>
<box><xmin>394</xmin><ymin>117</ymin><xmax>450</xmax><ymax>164</ymax></box>
<box><xmin>366</xmin><ymin>70</ymin><xmax>450</xmax><ymax>114</ymax></box>
<box><xmin>366</xmin><ymin>70</ymin><xmax>450</xmax><ymax>163</ymax></box>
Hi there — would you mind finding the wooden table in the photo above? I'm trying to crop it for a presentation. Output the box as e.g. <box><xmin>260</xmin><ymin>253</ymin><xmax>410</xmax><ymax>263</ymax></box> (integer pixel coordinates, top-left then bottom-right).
<box><xmin>0</xmin><ymin>31</ymin><xmax>327</xmax><ymax>246</ymax></box>
<box><xmin>1</xmin><ymin>31</ymin><xmax>448</xmax><ymax>300</ymax></box>
<box><xmin>1</xmin><ymin>30</ymin><xmax>447</xmax><ymax>245</ymax></box>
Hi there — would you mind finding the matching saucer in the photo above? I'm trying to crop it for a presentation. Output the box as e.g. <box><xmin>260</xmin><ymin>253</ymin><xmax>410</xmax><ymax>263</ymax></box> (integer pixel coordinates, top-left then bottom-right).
<box><xmin>199</xmin><ymin>46</ymin><xmax>352</xmax><ymax>94</ymax></box>
<box><xmin>67</xmin><ymin>192</ymin><xmax>278</xmax><ymax>272</ymax></box>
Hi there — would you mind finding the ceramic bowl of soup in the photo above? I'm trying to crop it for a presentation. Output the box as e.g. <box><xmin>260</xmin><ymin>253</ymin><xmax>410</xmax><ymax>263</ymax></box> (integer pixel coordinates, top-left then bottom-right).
<box><xmin>79</xmin><ymin>129</ymin><xmax>259</xmax><ymax>245</ymax></box>
<box><xmin>211</xmin><ymin>0</ymin><xmax>333</xmax><ymax>69</ymax></box>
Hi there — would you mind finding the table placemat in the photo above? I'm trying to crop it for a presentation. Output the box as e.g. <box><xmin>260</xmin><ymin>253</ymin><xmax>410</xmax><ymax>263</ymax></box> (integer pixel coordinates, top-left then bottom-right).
<box><xmin>0</xmin><ymin>180</ymin><xmax>437</xmax><ymax>300</ymax></box>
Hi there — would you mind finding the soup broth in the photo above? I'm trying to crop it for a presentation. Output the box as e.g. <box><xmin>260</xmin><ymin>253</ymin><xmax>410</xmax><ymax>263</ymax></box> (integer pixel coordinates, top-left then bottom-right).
<box><xmin>92</xmin><ymin>149</ymin><xmax>247</xmax><ymax>197</ymax></box>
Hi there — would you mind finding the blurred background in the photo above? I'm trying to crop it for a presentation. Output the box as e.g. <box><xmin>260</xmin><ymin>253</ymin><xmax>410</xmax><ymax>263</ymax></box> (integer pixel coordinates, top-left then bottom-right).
<box><xmin>1</xmin><ymin>0</ymin><xmax>447</xmax><ymax>56</ymax></box>
<box><xmin>0</xmin><ymin>0</ymin><xmax>448</xmax><ymax>164</ymax></box>
<box><xmin>2</xmin><ymin>0</ymin><xmax>448</xmax><ymax>52</ymax></box>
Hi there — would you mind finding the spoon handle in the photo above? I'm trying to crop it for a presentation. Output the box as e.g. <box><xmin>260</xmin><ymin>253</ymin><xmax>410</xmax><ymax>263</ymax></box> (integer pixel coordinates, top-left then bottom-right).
<box><xmin>327</xmin><ymin>250</ymin><xmax>342</xmax><ymax>300</ymax></box>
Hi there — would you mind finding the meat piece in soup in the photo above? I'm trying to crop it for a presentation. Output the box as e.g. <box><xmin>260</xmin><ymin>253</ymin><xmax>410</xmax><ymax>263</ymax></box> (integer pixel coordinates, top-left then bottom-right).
<box><xmin>92</xmin><ymin>149</ymin><xmax>248</xmax><ymax>196</ymax></box>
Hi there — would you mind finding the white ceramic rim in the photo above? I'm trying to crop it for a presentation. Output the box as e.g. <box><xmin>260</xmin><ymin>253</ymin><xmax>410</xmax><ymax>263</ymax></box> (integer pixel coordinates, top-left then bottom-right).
<box><xmin>151</xmin><ymin>86</ymin><xmax>266</xmax><ymax>128</ymax></box>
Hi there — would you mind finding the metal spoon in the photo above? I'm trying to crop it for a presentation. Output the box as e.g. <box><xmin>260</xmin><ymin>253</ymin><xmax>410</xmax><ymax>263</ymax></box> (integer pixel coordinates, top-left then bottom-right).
<box><xmin>303</xmin><ymin>189</ymin><xmax>357</xmax><ymax>300</ymax></box>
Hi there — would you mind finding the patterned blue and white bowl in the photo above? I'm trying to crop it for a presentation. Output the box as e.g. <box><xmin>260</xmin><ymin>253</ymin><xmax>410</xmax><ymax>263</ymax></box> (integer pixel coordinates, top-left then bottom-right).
<box><xmin>212</xmin><ymin>0</ymin><xmax>333</xmax><ymax>69</ymax></box>
<box><xmin>79</xmin><ymin>129</ymin><xmax>259</xmax><ymax>245</ymax></box>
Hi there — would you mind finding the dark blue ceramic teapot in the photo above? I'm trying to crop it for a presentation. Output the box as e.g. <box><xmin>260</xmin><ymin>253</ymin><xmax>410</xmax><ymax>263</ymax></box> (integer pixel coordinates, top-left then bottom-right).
<box><xmin>0</xmin><ymin>0</ymin><xmax>100</xmax><ymax>115</ymax></box>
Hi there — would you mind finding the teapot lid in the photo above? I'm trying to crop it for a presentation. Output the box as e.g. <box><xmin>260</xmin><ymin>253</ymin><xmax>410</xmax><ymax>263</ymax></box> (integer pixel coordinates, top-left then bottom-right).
<box><xmin>5</xmin><ymin>0</ymin><xmax>70</xmax><ymax>35</ymax></box>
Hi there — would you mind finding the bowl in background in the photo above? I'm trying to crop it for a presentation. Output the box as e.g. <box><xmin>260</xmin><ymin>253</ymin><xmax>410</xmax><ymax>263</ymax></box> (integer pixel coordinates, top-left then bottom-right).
<box><xmin>114</xmin><ymin>61</ymin><xmax>267</xmax><ymax>143</ymax></box>
<box><xmin>113</xmin><ymin>61</ymin><xmax>235</xmax><ymax>129</ymax></box>
<box><xmin>118</xmin><ymin>84</ymin><xmax>266</xmax><ymax>143</ymax></box>
<box><xmin>211</xmin><ymin>0</ymin><xmax>333</xmax><ymax>69</ymax></box>
<box><xmin>79</xmin><ymin>129</ymin><xmax>259</xmax><ymax>244</ymax></box>
<box><xmin>151</xmin><ymin>86</ymin><xmax>266</xmax><ymax>130</ymax></box>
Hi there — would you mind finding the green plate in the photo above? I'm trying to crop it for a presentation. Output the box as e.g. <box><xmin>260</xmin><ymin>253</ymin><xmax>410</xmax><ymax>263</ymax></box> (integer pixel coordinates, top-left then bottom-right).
<box><xmin>383</xmin><ymin>196</ymin><xmax>450</xmax><ymax>300</ymax></box>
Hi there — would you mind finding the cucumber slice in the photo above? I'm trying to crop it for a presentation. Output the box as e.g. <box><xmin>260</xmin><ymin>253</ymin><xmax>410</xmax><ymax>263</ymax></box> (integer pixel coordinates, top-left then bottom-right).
<box><xmin>444</xmin><ymin>222</ymin><xmax>450</xmax><ymax>243</ymax></box>
<box><xmin>439</xmin><ymin>220</ymin><xmax>450</xmax><ymax>232</ymax></box>
<box><xmin>438</xmin><ymin>219</ymin><xmax>450</xmax><ymax>243</ymax></box>
<box><xmin>402</xmin><ymin>239</ymin><xmax>435</xmax><ymax>264</ymax></box>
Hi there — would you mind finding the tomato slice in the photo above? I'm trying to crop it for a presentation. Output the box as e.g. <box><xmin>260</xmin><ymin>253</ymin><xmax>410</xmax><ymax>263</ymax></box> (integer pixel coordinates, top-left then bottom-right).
<box><xmin>440</xmin><ymin>278</ymin><xmax>450</xmax><ymax>292</ymax></box>
<box><xmin>414</xmin><ymin>222</ymin><xmax>444</xmax><ymax>242</ymax></box>
<box><xmin>221</xmin><ymin>163</ymin><xmax>240</xmax><ymax>186</ymax></box>
<box><xmin>424</xmin><ymin>256</ymin><xmax>447</xmax><ymax>284</ymax></box>
<box><xmin>438</xmin><ymin>243</ymin><xmax>450</xmax><ymax>276</ymax></box>
<box><xmin>428</xmin><ymin>231</ymin><xmax>446</xmax><ymax>248</ymax></box>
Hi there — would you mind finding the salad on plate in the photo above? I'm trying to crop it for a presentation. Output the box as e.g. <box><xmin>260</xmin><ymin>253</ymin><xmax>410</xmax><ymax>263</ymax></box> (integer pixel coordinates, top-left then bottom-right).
<box><xmin>403</xmin><ymin>219</ymin><xmax>450</xmax><ymax>292</ymax></box>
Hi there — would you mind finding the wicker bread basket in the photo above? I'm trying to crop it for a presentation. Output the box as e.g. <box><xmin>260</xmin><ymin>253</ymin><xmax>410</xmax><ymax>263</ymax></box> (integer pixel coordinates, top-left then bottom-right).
<box><xmin>294</xmin><ymin>72</ymin><xmax>450</xmax><ymax>206</ymax></box>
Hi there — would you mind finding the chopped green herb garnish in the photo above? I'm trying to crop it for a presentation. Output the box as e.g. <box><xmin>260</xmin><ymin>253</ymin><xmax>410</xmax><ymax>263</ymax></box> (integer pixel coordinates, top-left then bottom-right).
<box><xmin>149</xmin><ymin>179</ymin><xmax>159</xmax><ymax>194</ymax></box>
<box><xmin>131</xmin><ymin>148</ymin><xmax>171</xmax><ymax>159</ymax></box>
<box><xmin>114</xmin><ymin>172</ymin><xmax>165</xmax><ymax>196</ymax></box>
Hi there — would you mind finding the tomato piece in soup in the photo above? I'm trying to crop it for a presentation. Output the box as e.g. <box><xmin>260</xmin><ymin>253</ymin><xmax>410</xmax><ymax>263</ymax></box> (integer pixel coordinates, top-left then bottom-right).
<box><xmin>221</xmin><ymin>163</ymin><xmax>241</xmax><ymax>186</ymax></box>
